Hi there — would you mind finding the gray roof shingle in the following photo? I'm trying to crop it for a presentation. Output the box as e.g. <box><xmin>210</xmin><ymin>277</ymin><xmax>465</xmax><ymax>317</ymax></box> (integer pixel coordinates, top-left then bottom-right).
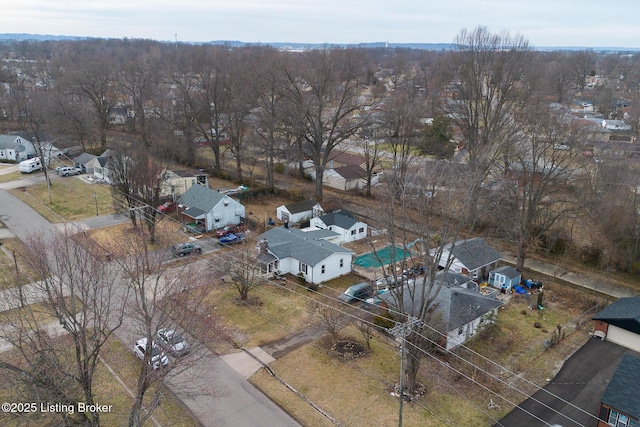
<box><xmin>600</xmin><ymin>354</ymin><xmax>640</xmax><ymax>419</ymax></box>
<box><xmin>317</xmin><ymin>211</ymin><xmax>358</xmax><ymax>229</ymax></box>
<box><xmin>380</xmin><ymin>272</ymin><xmax>502</xmax><ymax>332</ymax></box>
<box><xmin>178</xmin><ymin>184</ymin><xmax>227</xmax><ymax>213</ymax></box>
<box><xmin>283</xmin><ymin>199</ymin><xmax>320</xmax><ymax>214</ymax></box>
<box><xmin>593</xmin><ymin>297</ymin><xmax>640</xmax><ymax>334</ymax></box>
<box><xmin>260</xmin><ymin>227</ymin><xmax>351</xmax><ymax>267</ymax></box>
<box><xmin>446</xmin><ymin>238</ymin><xmax>502</xmax><ymax>270</ymax></box>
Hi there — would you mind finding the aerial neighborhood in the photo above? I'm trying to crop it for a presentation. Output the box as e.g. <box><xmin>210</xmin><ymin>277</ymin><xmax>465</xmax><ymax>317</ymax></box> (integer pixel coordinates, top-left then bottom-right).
<box><xmin>1</xmin><ymin>32</ymin><xmax>640</xmax><ymax>427</ymax></box>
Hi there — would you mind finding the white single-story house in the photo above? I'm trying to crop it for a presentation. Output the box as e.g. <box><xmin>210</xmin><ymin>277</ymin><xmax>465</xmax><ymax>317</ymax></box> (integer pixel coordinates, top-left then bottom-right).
<box><xmin>323</xmin><ymin>165</ymin><xmax>369</xmax><ymax>191</ymax></box>
<box><xmin>0</xmin><ymin>135</ymin><xmax>36</xmax><ymax>161</ymax></box>
<box><xmin>178</xmin><ymin>184</ymin><xmax>245</xmax><ymax>232</ymax></box>
<box><xmin>434</xmin><ymin>238</ymin><xmax>502</xmax><ymax>281</ymax></box>
<box><xmin>160</xmin><ymin>169</ymin><xmax>209</xmax><ymax>199</ymax></box>
<box><xmin>310</xmin><ymin>210</ymin><xmax>367</xmax><ymax>243</ymax></box>
<box><xmin>593</xmin><ymin>297</ymin><xmax>640</xmax><ymax>353</ymax></box>
<box><xmin>73</xmin><ymin>152</ymin><xmax>98</xmax><ymax>173</ymax></box>
<box><xmin>257</xmin><ymin>227</ymin><xmax>353</xmax><ymax>284</ymax></box>
<box><xmin>89</xmin><ymin>149</ymin><xmax>117</xmax><ymax>183</ymax></box>
<box><xmin>276</xmin><ymin>200</ymin><xmax>324</xmax><ymax>224</ymax></box>
<box><xmin>488</xmin><ymin>265</ymin><xmax>522</xmax><ymax>292</ymax></box>
<box><xmin>380</xmin><ymin>271</ymin><xmax>503</xmax><ymax>350</ymax></box>
<box><xmin>327</xmin><ymin>152</ymin><xmax>366</xmax><ymax>169</ymax></box>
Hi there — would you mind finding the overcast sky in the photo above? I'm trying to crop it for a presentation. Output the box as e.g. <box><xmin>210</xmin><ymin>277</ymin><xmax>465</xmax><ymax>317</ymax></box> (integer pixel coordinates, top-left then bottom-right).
<box><xmin>2</xmin><ymin>0</ymin><xmax>639</xmax><ymax>48</ymax></box>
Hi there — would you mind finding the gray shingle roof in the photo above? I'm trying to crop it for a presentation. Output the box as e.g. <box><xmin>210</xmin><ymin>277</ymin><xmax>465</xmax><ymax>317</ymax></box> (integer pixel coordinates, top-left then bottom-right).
<box><xmin>333</xmin><ymin>165</ymin><xmax>367</xmax><ymax>180</ymax></box>
<box><xmin>600</xmin><ymin>354</ymin><xmax>640</xmax><ymax>419</ymax></box>
<box><xmin>0</xmin><ymin>135</ymin><xmax>21</xmax><ymax>149</ymax></box>
<box><xmin>446</xmin><ymin>238</ymin><xmax>502</xmax><ymax>270</ymax></box>
<box><xmin>73</xmin><ymin>152</ymin><xmax>97</xmax><ymax>164</ymax></box>
<box><xmin>317</xmin><ymin>211</ymin><xmax>358</xmax><ymax>229</ymax></box>
<box><xmin>259</xmin><ymin>227</ymin><xmax>351</xmax><ymax>267</ymax></box>
<box><xmin>178</xmin><ymin>184</ymin><xmax>227</xmax><ymax>213</ymax></box>
<box><xmin>380</xmin><ymin>272</ymin><xmax>502</xmax><ymax>332</ymax></box>
<box><xmin>593</xmin><ymin>297</ymin><xmax>640</xmax><ymax>334</ymax></box>
<box><xmin>284</xmin><ymin>199</ymin><xmax>320</xmax><ymax>214</ymax></box>
<box><xmin>491</xmin><ymin>265</ymin><xmax>521</xmax><ymax>279</ymax></box>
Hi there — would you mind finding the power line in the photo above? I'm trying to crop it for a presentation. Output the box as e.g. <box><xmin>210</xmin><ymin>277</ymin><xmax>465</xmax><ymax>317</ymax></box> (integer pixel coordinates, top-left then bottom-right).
<box><xmin>62</xmin><ymin>176</ymin><xmax>595</xmax><ymax>426</ymax></box>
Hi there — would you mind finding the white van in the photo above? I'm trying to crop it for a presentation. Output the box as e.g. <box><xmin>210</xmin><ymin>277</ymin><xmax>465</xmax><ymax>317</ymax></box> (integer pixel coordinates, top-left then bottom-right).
<box><xmin>19</xmin><ymin>158</ymin><xmax>43</xmax><ymax>174</ymax></box>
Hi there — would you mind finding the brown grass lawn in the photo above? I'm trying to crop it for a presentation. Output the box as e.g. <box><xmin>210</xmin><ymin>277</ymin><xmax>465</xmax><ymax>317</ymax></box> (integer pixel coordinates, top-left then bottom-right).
<box><xmin>10</xmin><ymin>178</ymin><xmax>114</xmax><ymax>223</ymax></box>
<box><xmin>0</xmin><ymin>238</ymin><xmax>42</xmax><ymax>289</ymax></box>
<box><xmin>250</xmin><ymin>327</ymin><xmax>490</xmax><ymax>427</ymax></box>
<box><xmin>0</xmin><ymin>333</ymin><xmax>196</xmax><ymax>426</ymax></box>
<box><xmin>0</xmin><ymin>171</ymin><xmax>23</xmax><ymax>183</ymax></box>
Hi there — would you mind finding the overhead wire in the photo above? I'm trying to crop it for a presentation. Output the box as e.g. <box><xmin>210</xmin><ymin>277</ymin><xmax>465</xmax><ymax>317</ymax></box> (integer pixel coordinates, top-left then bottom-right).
<box><xmin>65</xmin><ymin>170</ymin><xmax>594</xmax><ymax>426</ymax></box>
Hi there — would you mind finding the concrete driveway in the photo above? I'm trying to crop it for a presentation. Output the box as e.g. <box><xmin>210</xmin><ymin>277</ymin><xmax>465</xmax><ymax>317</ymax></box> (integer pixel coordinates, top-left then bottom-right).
<box><xmin>496</xmin><ymin>338</ymin><xmax>640</xmax><ymax>427</ymax></box>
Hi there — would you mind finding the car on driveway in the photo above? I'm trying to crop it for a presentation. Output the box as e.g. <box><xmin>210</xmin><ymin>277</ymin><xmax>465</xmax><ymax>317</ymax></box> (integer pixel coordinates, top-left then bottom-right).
<box><xmin>171</xmin><ymin>242</ymin><xmax>202</xmax><ymax>257</ymax></box>
<box><xmin>59</xmin><ymin>166</ymin><xmax>82</xmax><ymax>176</ymax></box>
<box><xmin>339</xmin><ymin>282</ymin><xmax>374</xmax><ymax>303</ymax></box>
<box><xmin>134</xmin><ymin>337</ymin><xmax>169</xmax><ymax>369</ymax></box>
<box><xmin>215</xmin><ymin>223</ymin><xmax>244</xmax><ymax>238</ymax></box>
<box><xmin>156</xmin><ymin>328</ymin><xmax>190</xmax><ymax>357</ymax></box>
<box><xmin>218</xmin><ymin>232</ymin><xmax>245</xmax><ymax>245</ymax></box>
<box><xmin>157</xmin><ymin>202</ymin><xmax>176</xmax><ymax>213</ymax></box>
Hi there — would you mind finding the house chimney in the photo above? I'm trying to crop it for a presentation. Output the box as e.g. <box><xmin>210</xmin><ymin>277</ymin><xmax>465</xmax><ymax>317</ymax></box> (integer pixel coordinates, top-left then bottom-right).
<box><xmin>258</xmin><ymin>238</ymin><xmax>268</xmax><ymax>256</ymax></box>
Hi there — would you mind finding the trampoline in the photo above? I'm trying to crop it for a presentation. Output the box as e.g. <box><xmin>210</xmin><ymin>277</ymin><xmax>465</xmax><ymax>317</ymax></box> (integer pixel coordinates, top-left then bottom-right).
<box><xmin>354</xmin><ymin>245</ymin><xmax>413</xmax><ymax>268</ymax></box>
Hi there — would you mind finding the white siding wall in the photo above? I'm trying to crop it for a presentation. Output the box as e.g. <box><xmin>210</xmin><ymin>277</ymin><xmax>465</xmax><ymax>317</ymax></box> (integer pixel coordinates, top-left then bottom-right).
<box><xmin>206</xmin><ymin>198</ymin><xmax>245</xmax><ymax>231</ymax></box>
<box><xmin>606</xmin><ymin>325</ymin><xmax>640</xmax><ymax>353</ymax></box>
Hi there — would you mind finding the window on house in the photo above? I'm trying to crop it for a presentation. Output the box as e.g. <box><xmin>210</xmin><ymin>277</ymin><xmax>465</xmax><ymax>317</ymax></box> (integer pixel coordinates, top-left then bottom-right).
<box><xmin>299</xmin><ymin>263</ymin><xmax>307</xmax><ymax>274</ymax></box>
<box><xmin>359</xmin><ymin>227</ymin><xmax>364</xmax><ymax>233</ymax></box>
<box><xmin>458</xmin><ymin>328</ymin><xmax>463</xmax><ymax>335</ymax></box>
<box><xmin>351</xmin><ymin>229</ymin><xmax>356</xmax><ymax>235</ymax></box>
<box><xmin>340</xmin><ymin>259</ymin><xmax>344</xmax><ymax>268</ymax></box>
<box><xmin>215</xmin><ymin>218</ymin><xmax>220</xmax><ymax>223</ymax></box>
<box><xmin>321</xmin><ymin>265</ymin><xmax>325</xmax><ymax>274</ymax></box>
<box><xmin>609</xmin><ymin>410</ymin><xmax>634</xmax><ymax>427</ymax></box>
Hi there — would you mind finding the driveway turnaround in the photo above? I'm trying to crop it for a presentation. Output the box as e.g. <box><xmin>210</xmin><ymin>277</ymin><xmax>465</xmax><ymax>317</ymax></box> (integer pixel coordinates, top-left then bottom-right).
<box><xmin>496</xmin><ymin>338</ymin><xmax>640</xmax><ymax>427</ymax></box>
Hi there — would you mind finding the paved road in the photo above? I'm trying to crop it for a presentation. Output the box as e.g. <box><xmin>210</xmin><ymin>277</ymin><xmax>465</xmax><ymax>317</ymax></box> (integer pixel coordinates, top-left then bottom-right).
<box><xmin>0</xmin><ymin>186</ymin><xmax>300</xmax><ymax>427</ymax></box>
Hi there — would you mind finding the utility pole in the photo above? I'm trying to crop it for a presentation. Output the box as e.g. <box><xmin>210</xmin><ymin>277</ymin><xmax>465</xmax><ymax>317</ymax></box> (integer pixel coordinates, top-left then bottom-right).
<box><xmin>388</xmin><ymin>316</ymin><xmax>420</xmax><ymax>427</ymax></box>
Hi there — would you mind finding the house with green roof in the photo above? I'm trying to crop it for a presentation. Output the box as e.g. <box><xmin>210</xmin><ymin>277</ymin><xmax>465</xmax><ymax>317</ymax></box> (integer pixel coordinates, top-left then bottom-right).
<box><xmin>257</xmin><ymin>227</ymin><xmax>352</xmax><ymax>284</ymax></box>
<box><xmin>178</xmin><ymin>184</ymin><xmax>245</xmax><ymax>232</ymax></box>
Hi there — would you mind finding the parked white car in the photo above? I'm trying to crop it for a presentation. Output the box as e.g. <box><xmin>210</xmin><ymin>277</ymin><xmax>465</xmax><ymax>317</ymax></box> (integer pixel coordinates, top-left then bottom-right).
<box><xmin>134</xmin><ymin>337</ymin><xmax>169</xmax><ymax>369</ymax></box>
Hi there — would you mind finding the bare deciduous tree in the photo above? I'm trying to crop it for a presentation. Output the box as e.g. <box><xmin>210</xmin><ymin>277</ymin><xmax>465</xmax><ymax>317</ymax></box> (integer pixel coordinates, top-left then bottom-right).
<box><xmin>0</xmin><ymin>230</ymin><xmax>125</xmax><ymax>426</ymax></box>
<box><xmin>445</xmin><ymin>26</ymin><xmax>532</xmax><ymax>221</ymax></box>
<box><xmin>283</xmin><ymin>48</ymin><xmax>370</xmax><ymax>201</ymax></box>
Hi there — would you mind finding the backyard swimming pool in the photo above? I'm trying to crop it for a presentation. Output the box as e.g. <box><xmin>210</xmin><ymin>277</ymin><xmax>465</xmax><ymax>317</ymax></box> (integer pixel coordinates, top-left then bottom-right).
<box><xmin>354</xmin><ymin>245</ymin><xmax>413</xmax><ymax>268</ymax></box>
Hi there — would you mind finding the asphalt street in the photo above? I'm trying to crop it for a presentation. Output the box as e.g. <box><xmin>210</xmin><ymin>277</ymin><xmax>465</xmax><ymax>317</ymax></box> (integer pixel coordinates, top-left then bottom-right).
<box><xmin>0</xmin><ymin>183</ymin><xmax>300</xmax><ymax>427</ymax></box>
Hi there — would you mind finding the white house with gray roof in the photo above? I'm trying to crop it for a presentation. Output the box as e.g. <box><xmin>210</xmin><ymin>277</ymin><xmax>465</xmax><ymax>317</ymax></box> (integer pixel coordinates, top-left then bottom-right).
<box><xmin>0</xmin><ymin>135</ymin><xmax>35</xmax><ymax>161</ymax></box>
<box><xmin>310</xmin><ymin>210</ymin><xmax>367</xmax><ymax>243</ymax></box>
<box><xmin>276</xmin><ymin>199</ymin><xmax>323</xmax><ymax>224</ymax></box>
<box><xmin>433</xmin><ymin>237</ymin><xmax>502</xmax><ymax>281</ymax></box>
<box><xmin>178</xmin><ymin>184</ymin><xmax>245</xmax><ymax>232</ymax></box>
<box><xmin>257</xmin><ymin>227</ymin><xmax>352</xmax><ymax>284</ymax></box>
<box><xmin>379</xmin><ymin>271</ymin><xmax>503</xmax><ymax>350</ymax></box>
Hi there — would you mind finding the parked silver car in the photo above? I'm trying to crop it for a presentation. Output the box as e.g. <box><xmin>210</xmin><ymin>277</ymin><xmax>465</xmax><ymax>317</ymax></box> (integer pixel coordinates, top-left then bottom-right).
<box><xmin>156</xmin><ymin>328</ymin><xmax>190</xmax><ymax>357</ymax></box>
<box><xmin>134</xmin><ymin>337</ymin><xmax>169</xmax><ymax>369</ymax></box>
